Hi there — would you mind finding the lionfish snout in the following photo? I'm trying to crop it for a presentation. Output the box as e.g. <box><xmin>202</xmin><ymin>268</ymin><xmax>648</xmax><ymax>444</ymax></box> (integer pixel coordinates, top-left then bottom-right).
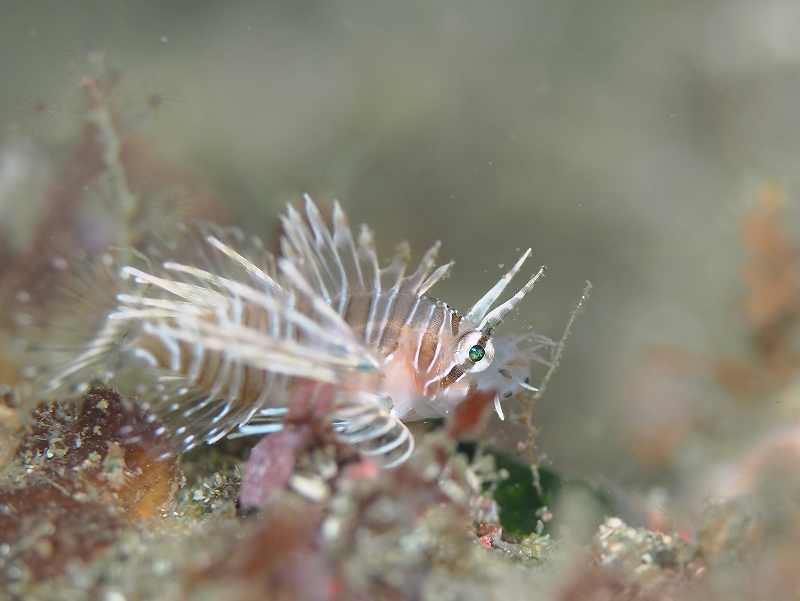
<box><xmin>492</xmin><ymin>331</ymin><xmax>553</xmax><ymax>390</ymax></box>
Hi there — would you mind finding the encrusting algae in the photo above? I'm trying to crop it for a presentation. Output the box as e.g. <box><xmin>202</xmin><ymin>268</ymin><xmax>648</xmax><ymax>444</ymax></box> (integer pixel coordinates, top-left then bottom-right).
<box><xmin>0</xmin><ymin>388</ymin><xmax>178</xmax><ymax>586</ymax></box>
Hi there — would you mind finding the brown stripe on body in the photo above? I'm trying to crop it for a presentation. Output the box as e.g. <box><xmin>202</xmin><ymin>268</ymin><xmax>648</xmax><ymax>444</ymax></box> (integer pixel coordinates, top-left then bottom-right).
<box><xmin>376</xmin><ymin>287</ymin><xmax>421</xmax><ymax>354</ymax></box>
<box><xmin>238</xmin><ymin>359</ymin><xmax>252</xmax><ymax>404</ymax></box>
<box><xmin>451</xmin><ymin>313</ymin><xmax>462</xmax><ymax>337</ymax></box>
<box><xmin>191</xmin><ymin>344</ymin><xmax>224</xmax><ymax>395</ymax></box>
<box><xmin>417</xmin><ymin>303</ymin><xmax>444</xmax><ymax>374</ymax></box>
<box><xmin>343</xmin><ymin>292</ymin><xmax>374</xmax><ymax>340</ymax></box>
<box><xmin>241</xmin><ymin>301</ymin><xmax>269</xmax><ymax>333</ymax></box>
<box><xmin>132</xmin><ymin>332</ymin><xmax>172</xmax><ymax>370</ymax></box>
<box><xmin>130</xmin><ymin>300</ymin><xmax>287</xmax><ymax>417</ymax></box>
<box><xmin>238</xmin><ymin>300</ymin><xmax>286</xmax><ymax>406</ymax></box>
<box><xmin>132</xmin><ymin>328</ymin><xmax>226</xmax><ymax>402</ymax></box>
<box><xmin>232</xmin><ymin>361</ymin><xmax>280</xmax><ymax>408</ymax></box>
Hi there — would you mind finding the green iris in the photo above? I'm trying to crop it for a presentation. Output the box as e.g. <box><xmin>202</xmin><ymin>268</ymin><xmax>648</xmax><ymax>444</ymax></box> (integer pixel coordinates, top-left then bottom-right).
<box><xmin>468</xmin><ymin>344</ymin><xmax>486</xmax><ymax>362</ymax></box>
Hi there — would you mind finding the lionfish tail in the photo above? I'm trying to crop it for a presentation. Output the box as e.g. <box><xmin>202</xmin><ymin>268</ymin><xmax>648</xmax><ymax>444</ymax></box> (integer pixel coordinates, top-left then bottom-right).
<box><xmin>13</xmin><ymin>251</ymin><xmax>134</xmax><ymax>399</ymax></box>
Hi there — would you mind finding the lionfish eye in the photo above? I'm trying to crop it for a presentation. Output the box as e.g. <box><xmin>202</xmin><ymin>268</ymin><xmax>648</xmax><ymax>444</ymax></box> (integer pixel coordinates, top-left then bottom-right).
<box><xmin>468</xmin><ymin>344</ymin><xmax>486</xmax><ymax>362</ymax></box>
<box><xmin>455</xmin><ymin>331</ymin><xmax>494</xmax><ymax>373</ymax></box>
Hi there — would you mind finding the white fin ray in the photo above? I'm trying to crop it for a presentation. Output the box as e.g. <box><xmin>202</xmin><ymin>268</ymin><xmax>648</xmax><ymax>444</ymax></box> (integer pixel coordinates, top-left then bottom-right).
<box><xmin>357</xmin><ymin>224</ymin><xmax>381</xmax><ymax>286</ymax></box>
<box><xmin>381</xmin><ymin>241</ymin><xmax>411</xmax><ymax>290</ymax></box>
<box><xmin>280</xmin><ymin>198</ymin><xmax>453</xmax><ymax>314</ymax></box>
<box><xmin>280</xmin><ymin>205</ymin><xmax>335</xmax><ymax>302</ymax></box>
<box><xmin>357</xmin><ymin>224</ymin><xmax>383</xmax><ymax>343</ymax></box>
<box><xmin>332</xmin><ymin>200</ymin><xmax>364</xmax><ymax>288</ymax></box>
<box><xmin>404</xmin><ymin>241</ymin><xmax>442</xmax><ymax>293</ymax></box>
<box><xmin>417</xmin><ymin>260</ymin><xmax>454</xmax><ymax>297</ymax></box>
<box><xmin>205</xmin><ymin>234</ymin><xmax>280</xmax><ymax>292</ymax></box>
<box><xmin>120</xmin><ymin>266</ymin><xmax>227</xmax><ymax>306</ymax></box>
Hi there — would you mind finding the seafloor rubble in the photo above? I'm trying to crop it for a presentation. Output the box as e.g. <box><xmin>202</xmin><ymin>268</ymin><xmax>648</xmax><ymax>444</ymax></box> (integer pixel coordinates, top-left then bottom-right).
<box><xmin>0</xmin><ymin>381</ymin><xmax>778</xmax><ymax>601</ymax></box>
<box><xmin>1</xmin><ymin>53</ymin><xmax>800</xmax><ymax>601</ymax></box>
<box><xmin>0</xmin><ymin>385</ymin><xmax>560</xmax><ymax>600</ymax></box>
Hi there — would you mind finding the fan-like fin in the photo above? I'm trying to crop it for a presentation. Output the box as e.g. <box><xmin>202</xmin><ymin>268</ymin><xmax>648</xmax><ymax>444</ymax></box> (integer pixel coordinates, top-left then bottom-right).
<box><xmin>382</xmin><ymin>241</ymin><xmax>411</xmax><ymax>289</ymax></box>
<box><xmin>404</xmin><ymin>241</ymin><xmax>442</xmax><ymax>293</ymax></box>
<box><xmin>417</xmin><ymin>260</ymin><xmax>454</xmax><ymax>297</ymax></box>
<box><xmin>279</xmin><ymin>197</ymin><xmax>454</xmax><ymax>319</ymax></box>
<box><xmin>120</xmin><ymin>262</ymin><xmax>380</xmax><ymax>381</ymax></box>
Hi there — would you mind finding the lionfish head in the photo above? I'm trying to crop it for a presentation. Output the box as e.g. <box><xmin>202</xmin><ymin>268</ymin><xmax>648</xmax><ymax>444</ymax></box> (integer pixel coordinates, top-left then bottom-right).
<box><xmin>437</xmin><ymin>250</ymin><xmax>550</xmax><ymax>417</ymax></box>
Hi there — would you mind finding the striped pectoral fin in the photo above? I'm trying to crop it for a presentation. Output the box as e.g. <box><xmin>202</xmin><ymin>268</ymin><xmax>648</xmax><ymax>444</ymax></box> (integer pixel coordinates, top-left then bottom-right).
<box><xmin>234</xmin><ymin>408</ymin><xmax>288</xmax><ymax>437</ymax></box>
<box><xmin>132</xmin><ymin>356</ymin><xmax>281</xmax><ymax>453</ymax></box>
<box><xmin>333</xmin><ymin>400</ymin><xmax>415</xmax><ymax>468</ymax></box>
<box><xmin>131</xmin><ymin>382</ymin><xmax>223</xmax><ymax>453</ymax></box>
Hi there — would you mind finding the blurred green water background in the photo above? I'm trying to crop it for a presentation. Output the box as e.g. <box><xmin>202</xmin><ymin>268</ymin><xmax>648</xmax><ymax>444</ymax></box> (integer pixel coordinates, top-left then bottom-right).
<box><xmin>2</xmin><ymin>0</ymin><xmax>798</xmax><ymax>513</ymax></box>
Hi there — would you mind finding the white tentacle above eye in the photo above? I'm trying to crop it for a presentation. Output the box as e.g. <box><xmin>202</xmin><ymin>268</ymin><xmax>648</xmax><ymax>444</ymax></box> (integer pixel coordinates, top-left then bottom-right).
<box><xmin>465</xmin><ymin>248</ymin><xmax>532</xmax><ymax>325</ymax></box>
<box><xmin>478</xmin><ymin>265</ymin><xmax>546</xmax><ymax>335</ymax></box>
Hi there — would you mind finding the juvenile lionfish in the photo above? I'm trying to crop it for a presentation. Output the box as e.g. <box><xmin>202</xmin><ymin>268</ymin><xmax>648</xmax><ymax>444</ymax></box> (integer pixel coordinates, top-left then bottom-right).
<box><xmin>21</xmin><ymin>197</ymin><xmax>552</xmax><ymax>467</ymax></box>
